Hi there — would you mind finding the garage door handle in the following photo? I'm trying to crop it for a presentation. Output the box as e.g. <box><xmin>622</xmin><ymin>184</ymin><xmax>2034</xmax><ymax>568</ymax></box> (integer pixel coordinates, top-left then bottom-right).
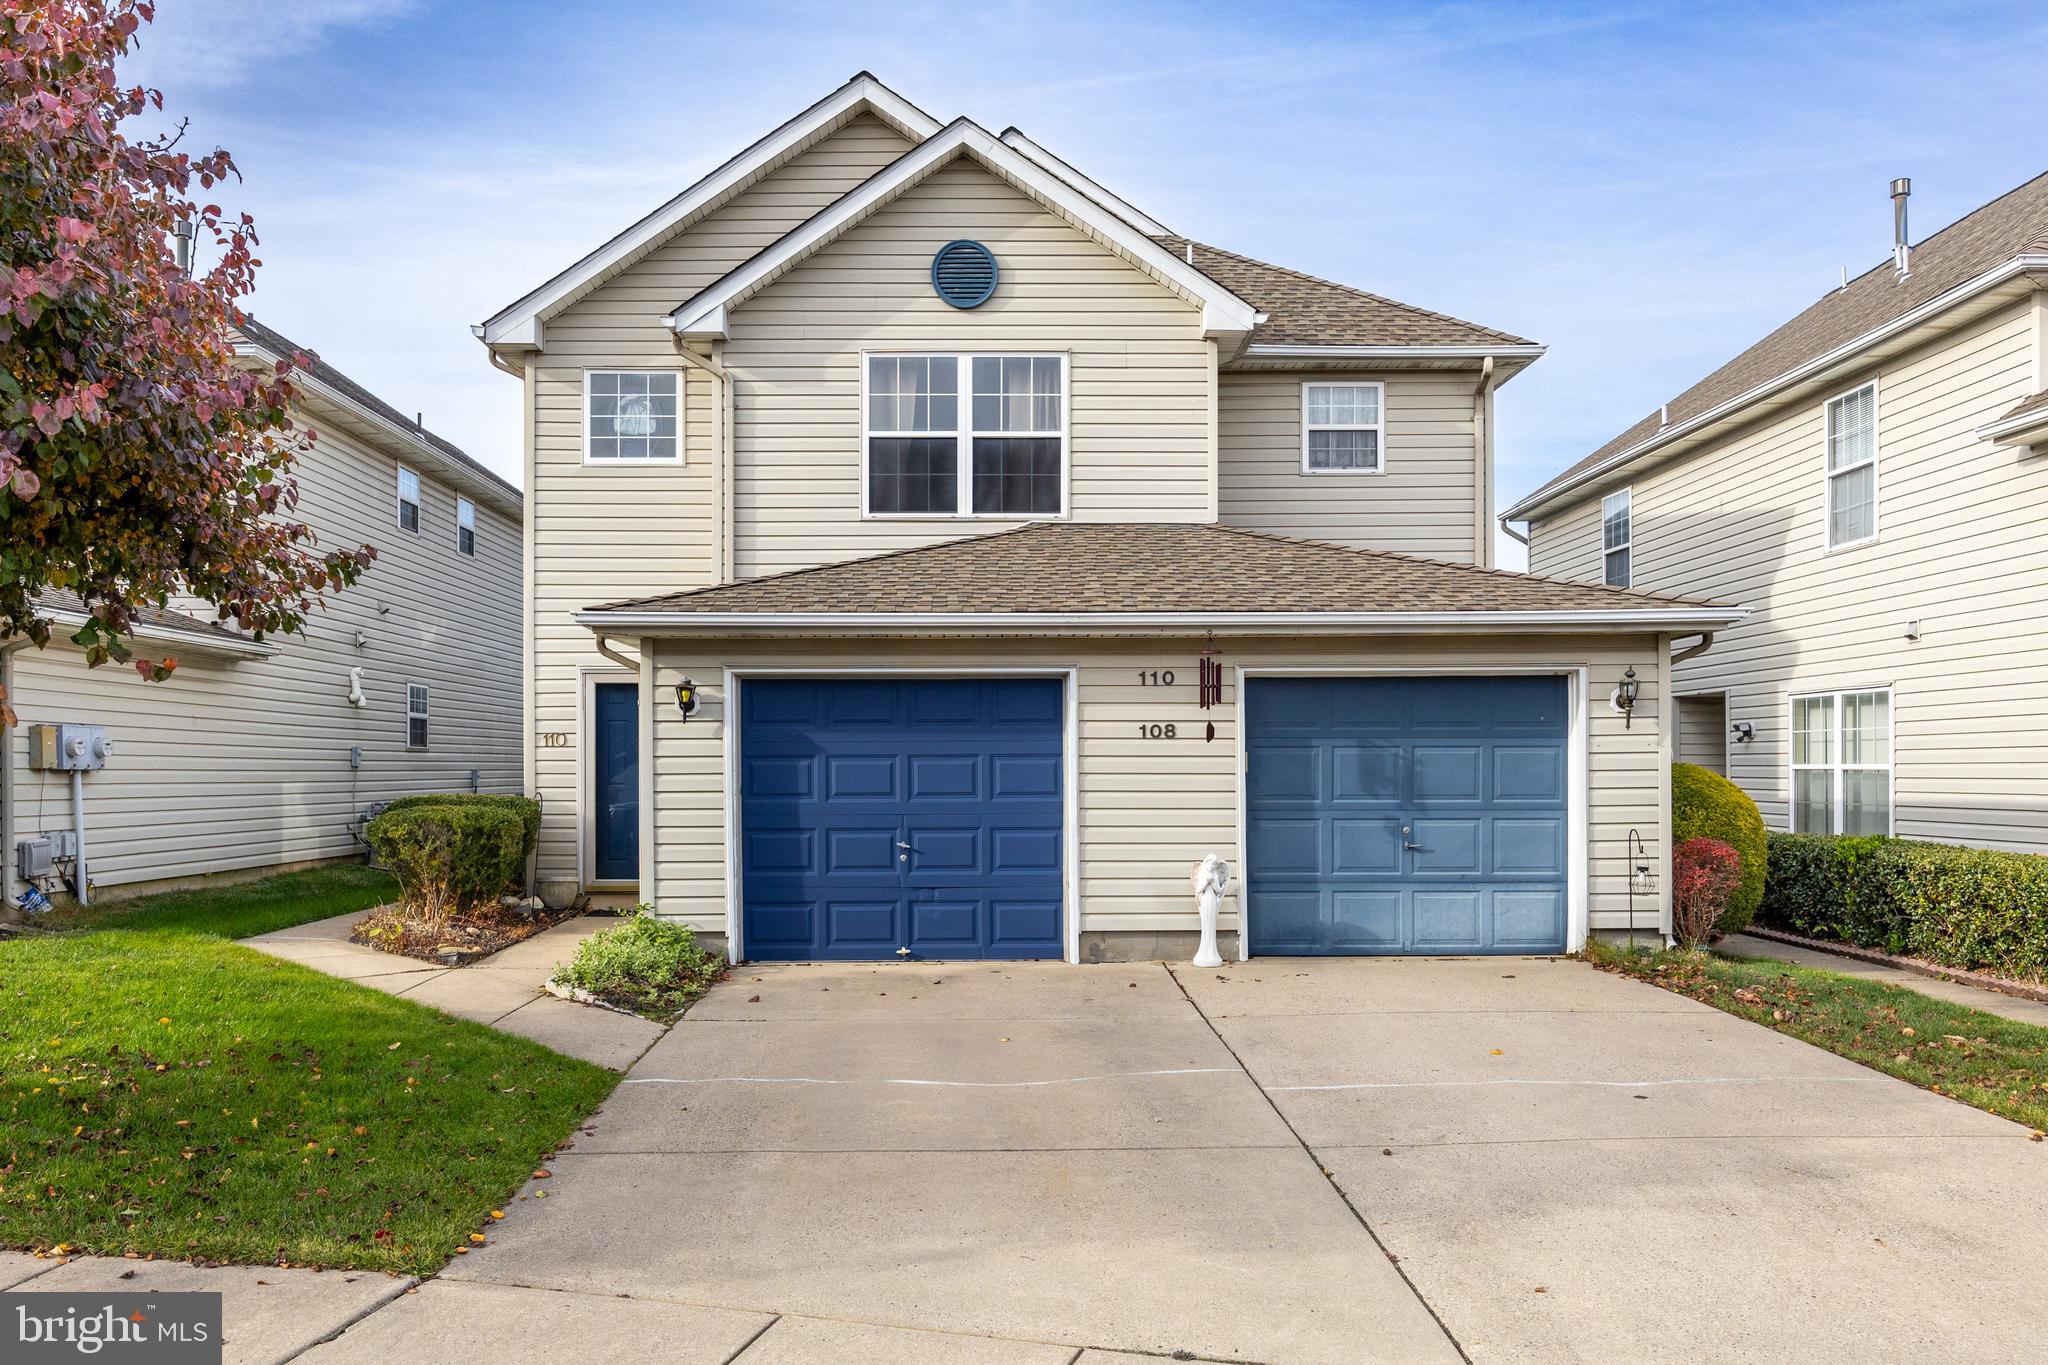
<box><xmin>1403</xmin><ymin>841</ymin><xmax>1424</xmax><ymax>850</ymax></box>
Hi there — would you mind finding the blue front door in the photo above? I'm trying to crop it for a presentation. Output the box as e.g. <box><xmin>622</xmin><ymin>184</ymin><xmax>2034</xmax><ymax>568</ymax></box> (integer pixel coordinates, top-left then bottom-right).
<box><xmin>1246</xmin><ymin>676</ymin><xmax>1569</xmax><ymax>955</ymax></box>
<box><xmin>592</xmin><ymin>682</ymin><xmax>639</xmax><ymax>883</ymax></box>
<box><xmin>739</xmin><ymin>678</ymin><xmax>1064</xmax><ymax>961</ymax></box>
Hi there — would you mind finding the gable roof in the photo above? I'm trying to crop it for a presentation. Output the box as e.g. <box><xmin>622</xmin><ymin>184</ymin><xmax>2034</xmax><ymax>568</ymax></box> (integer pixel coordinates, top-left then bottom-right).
<box><xmin>578</xmin><ymin>522</ymin><xmax>1738</xmax><ymax>632</ymax></box>
<box><xmin>1507</xmin><ymin>170</ymin><xmax>2048</xmax><ymax>521</ymax></box>
<box><xmin>476</xmin><ymin>73</ymin><xmax>941</xmax><ymax>350</ymax></box>
<box><xmin>237</xmin><ymin>317</ymin><xmax>522</xmax><ymax>519</ymax></box>
<box><xmin>666</xmin><ymin>119</ymin><xmax>1260</xmax><ymax>344</ymax></box>
<box><xmin>1154</xmin><ymin>237</ymin><xmax>1541</xmax><ymax>361</ymax></box>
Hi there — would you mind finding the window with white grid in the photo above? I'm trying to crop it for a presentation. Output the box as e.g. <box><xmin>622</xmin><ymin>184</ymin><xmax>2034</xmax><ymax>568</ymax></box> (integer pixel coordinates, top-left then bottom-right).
<box><xmin>864</xmin><ymin>354</ymin><xmax>1065</xmax><ymax>516</ymax></box>
<box><xmin>1791</xmin><ymin>688</ymin><xmax>1891</xmax><ymax>835</ymax></box>
<box><xmin>586</xmin><ymin>371</ymin><xmax>681</xmax><ymax>462</ymax></box>
<box><xmin>1301</xmin><ymin>382</ymin><xmax>1384</xmax><ymax>473</ymax></box>
<box><xmin>1825</xmin><ymin>383</ymin><xmax>1876</xmax><ymax>547</ymax></box>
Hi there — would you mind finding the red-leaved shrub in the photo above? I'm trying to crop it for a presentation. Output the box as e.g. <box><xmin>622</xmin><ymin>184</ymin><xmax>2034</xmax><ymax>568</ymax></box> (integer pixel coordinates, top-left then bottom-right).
<box><xmin>1673</xmin><ymin>837</ymin><xmax>1743</xmax><ymax>949</ymax></box>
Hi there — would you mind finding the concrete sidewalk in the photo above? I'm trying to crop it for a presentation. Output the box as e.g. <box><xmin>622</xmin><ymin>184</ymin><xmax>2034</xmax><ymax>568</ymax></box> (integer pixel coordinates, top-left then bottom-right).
<box><xmin>1720</xmin><ymin>931</ymin><xmax>2048</xmax><ymax>1027</ymax></box>
<box><xmin>241</xmin><ymin>911</ymin><xmax>666</xmax><ymax>1070</ymax></box>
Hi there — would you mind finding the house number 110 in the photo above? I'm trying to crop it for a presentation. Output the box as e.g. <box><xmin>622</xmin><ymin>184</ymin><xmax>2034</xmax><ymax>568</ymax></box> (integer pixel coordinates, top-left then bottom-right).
<box><xmin>1137</xmin><ymin>670</ymin><xmax>1175</xmax><ymax>686</ymax></box>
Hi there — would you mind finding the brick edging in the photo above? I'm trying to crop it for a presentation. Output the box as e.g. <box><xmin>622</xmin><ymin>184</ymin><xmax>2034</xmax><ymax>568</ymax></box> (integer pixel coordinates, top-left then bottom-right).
<box><xmin>1740</xmin><ymin>925</ymin><xmax>2048</xmax><ymax>1006</ymax></box>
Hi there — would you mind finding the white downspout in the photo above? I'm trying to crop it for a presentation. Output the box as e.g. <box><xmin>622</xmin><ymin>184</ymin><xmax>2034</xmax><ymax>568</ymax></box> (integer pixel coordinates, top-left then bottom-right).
<box><xmin>673</xmin><ymin>339</ymin><xmax>734</xmax><ymax>583</ymax></box>
<box><xmin>1473</xmin><ymin>356</ymin><xmax>1500</xmax><ymax>567</ymax></box>
<box><xmin>70</xmin><ymin>767</ymin><xmax>89</xmax><ymax>906</ymax></box>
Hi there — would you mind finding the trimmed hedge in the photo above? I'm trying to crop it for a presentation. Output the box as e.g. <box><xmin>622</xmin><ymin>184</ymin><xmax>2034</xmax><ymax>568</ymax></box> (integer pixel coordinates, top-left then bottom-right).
<box><xmin>1758</xmin><ymin>831</ymin><xmax>2048</xmax><ymax>981</ymax></box>
<box><xmin>1671</xmin><ymin>763</ymin><xmax>1767</xmax><ymax>936</ymax></box>
<box><xmin>365</xmin><ymin>795</ymin><xmax>539</xmax><ymax>918</ymax></box>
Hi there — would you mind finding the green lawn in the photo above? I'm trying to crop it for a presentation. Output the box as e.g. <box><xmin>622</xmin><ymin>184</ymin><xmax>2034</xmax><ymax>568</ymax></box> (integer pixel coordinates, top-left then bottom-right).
<box><xmin>1</xmin><ymin>867</ymin><xmax>617</xmax><ymax>1273</ymax></box>
<box><xmin>1588</xmin><ymin>942</ymin><xmax>2048</xmax><ymax>1136</ymax></box>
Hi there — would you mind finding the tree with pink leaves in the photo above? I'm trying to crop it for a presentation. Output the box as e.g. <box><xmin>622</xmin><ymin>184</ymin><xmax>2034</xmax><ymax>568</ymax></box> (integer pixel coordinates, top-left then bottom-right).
<box><xmin>0</xmin><ymin>0</ymin><xmax>372</xmax><ymax>724</ymax></box>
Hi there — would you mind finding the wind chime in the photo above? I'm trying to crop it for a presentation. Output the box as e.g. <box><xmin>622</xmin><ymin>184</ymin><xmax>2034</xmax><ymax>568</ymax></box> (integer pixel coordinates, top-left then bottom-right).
<box><xmin>1197</xmin><ymin>634</ymin><xmax>1222</xmax><ymax>741</ymax></box>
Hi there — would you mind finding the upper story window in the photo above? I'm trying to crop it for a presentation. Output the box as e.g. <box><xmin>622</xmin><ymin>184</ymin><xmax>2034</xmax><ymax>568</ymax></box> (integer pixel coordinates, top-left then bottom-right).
<box><xmin>1825</xmin><ymin>383</ymin><xmax>1877</xmax><ymax>548</ymax></box>
<box><xmin>587</xmin><ymin>371</ymin><xmax>681</xmax><ymax>462</ymax></box>
<box><xmin>1301</xmin><ymin>382</ymin><xmax>1384</xmax><ymax>473</ymax></box>
<box><xmin>397</xmin><ymin>466</ymin><xmax>421</xmax><ymax>533</ymax></box>
<box><xmin>406</xmin><ymin>682</ymin><xmax>429</xmax><ymax>749</ymax></box>
<box><xmin>1602</xmin><ymin>488</ymin><xmax>1632</xmax><ymax>587</ymax></box>
<box><xmin>1791</xmin><ymin>688</ymin><xmax>1891</xmax><ymax>835</ymax></box>
<box><xmin>864</xmin><ymin>353</ymin><xmax>1065</xmax><ymax>517</ymax></box>
<box><xmin>456</xmin><ymin>496</ymin><xmax>476</xmax><ymax>557</ymax></box>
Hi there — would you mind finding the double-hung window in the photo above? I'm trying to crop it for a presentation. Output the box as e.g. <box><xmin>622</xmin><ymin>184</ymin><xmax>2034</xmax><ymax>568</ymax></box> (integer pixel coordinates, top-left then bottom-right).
<box><xmin>396</xmin><ymin>466</ymin><xmax>421</xmax><ymax>533</ymax></box>
<box><xmin>406</xmin><ymin>682</ymin><xmax>429</xmax><ymax>750</ymax></box>
<box><xmin>1602</xmin><ymin>488</ymin><xmax>1632</xmax><ymax>587</ymax></box>
<box><xmin>864</xmin><ymin>353</ymin><xmax>1065</xmax><ymax>516</ymax></box>
<box><xmin>455</xmin><ymin>497</ymin><xmax>476</xmax><ymax>557</ymax></box>
<box><xmin>1825</xmin><ymin>383</ymin><xmax>1877</xmax><ymax>547</ymax></box>
<box><xmin>1791</xmin><ymin>688</ymin><xmax>1891</xmax><ymax>835</ymax></box>
<box><xmin>1301</xmin><ymin>382</ymin><xmax>1384</xmax><ymax>472</ymax></box>
<box><xmin>586</xmin><ymin>371</ymin><xmax>680</xmax><ymax>462</ymax></box>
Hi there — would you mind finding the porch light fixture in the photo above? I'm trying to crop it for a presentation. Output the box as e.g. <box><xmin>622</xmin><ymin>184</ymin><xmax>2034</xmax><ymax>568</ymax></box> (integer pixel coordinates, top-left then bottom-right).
<box><xmin>1614</xmin><ymin>666</ymin><xmax>1640</xmax><ymax>729</ymax></box>
<box><xmin>673</xmin><ymin>676</ymin><xmax>700</xmax><ymax>718</ymax></box>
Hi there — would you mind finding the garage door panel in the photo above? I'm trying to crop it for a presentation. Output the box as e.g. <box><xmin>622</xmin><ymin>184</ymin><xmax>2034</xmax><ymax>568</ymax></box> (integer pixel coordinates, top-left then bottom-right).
<box><xmin>741</xmin><ymin>678</ymin><xmax>1064</xmax><ymax>961</ymax></box>
<box><xmin>1247</xmin><ymin>676</ymin><xmax>1569</xmax><ymax>956</ymax></box>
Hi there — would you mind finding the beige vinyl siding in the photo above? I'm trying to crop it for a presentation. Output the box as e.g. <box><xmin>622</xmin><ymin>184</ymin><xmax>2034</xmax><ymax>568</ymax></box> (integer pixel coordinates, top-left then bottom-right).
<box><xmin>1676</xmin><ymin>694</ymin><xmax>1728</xmax><ymax>773</ymax></box>
<box><xmin>724</xmin><ymin>157</ymin><xmax>1212</xmax><ymax>574</ymax></box>
<box><xmin>643</xmin><ymin>632</ymin><xmax>1667</xmax><ymax>948</ymax></box>
<box><xmin>1218</xmin><ymin>371</ymin><xmax>1481</xmax><ymax>559</ymax></box>
<box><xmin>525</xmin><ymin>115</ymin><xmax>915</xmax><ymax>888</ymax></box>
<box><xmin>1530</xmin><ymin>300</ymin><xmax>2046</xmax><ymax>849</ymax></box>
<box><xmin>2</xmin><ymin>417</ymin><xmax>522</xmax><ymax>898</ymax></box>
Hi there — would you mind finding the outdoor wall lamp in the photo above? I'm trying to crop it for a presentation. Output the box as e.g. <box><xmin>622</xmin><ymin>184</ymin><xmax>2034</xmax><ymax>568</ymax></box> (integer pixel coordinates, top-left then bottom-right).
<box><xmin>1731</xmin><ymin>721</ymin><xmax>1755</xmax><ymax>743</ymax></box>
<box><xmin>674</xmin><ymin>677</ymin><xmax>700</xmax><ymax>718</ymax></box>
<box><xmin>1613</xmin><ymin>666</ymin><xmax>1640</xmax><ymax>728</ymax></box>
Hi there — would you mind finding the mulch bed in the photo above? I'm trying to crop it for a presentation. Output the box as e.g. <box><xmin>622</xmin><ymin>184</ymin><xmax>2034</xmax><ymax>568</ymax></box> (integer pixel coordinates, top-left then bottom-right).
<box><xmin>352</xmin><ymin>902</ymin><xmax>581</xmax><ymax>966</ymax></box>
<box><xmin>1739</xmin><ymin>925</ymin><xmax>2048</xmax><ymax>1006</ymax></box>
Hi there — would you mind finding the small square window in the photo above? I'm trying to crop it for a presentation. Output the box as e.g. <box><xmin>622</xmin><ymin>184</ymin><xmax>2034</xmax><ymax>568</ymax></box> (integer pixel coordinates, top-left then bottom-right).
<box><xmin>1302</xmin><ymin>382</ymin><xmax>1384</xmax><ymax>472</ymax></box>
<box><xmin>456</xmin><ymin>496</ymin><xmax>476</xmax><ymax>557</ymax></box>
<box><xmin>587</xmin><ymin>371</ymin><xmax>681</xmax><ymax>461</ymax></box>
<box><xmin>397</xmin><ymin>466</ymin><xmax>421</xmax><ymax>533</ymax></box>
<box><xmin>406</xmin><ymin>682</ymin><xmax>429</xmax><ymax>749</ymax></box>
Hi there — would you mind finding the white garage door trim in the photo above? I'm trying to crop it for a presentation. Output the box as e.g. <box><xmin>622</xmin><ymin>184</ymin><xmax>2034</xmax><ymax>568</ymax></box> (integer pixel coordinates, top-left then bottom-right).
<box><xmin>720</xmin><ymin>665</ymin><xmax>1083</xmax><ymax>964</ymax></box>
<box><xmin>1233</xmin><ymin>664</ymin><xmax>1591</xmax><ymax>961</ymax></box>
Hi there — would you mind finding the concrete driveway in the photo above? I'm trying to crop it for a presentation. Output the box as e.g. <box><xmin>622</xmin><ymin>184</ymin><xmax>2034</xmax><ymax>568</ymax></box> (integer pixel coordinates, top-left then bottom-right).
<box><xmin>409</xmin><ymin>956</ymin><xmax>2048</xmax><ymax>1364</ymax></box>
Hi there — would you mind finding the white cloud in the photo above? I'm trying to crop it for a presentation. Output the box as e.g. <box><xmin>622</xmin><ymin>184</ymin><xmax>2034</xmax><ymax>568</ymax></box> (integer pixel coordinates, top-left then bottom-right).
<box><xmin>120</xmin><ymin>0</ymin><xmax>415</xmax><ymax>89</ymax></box>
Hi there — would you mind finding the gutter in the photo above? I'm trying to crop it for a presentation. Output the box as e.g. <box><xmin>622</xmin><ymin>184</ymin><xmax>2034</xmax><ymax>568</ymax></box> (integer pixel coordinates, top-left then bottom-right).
<box><xmin>1974</xmin><ymin>404</ymin><xmax>2048</xmax><ymax>445</ymax></box>
<box><xmin>672</xmin><ymin>342</ymin><xmax>735</xmax><ymax>581</ymax></box>
<box><xmin>1504</xmin><ymin>254</ymin><xmax>2048</xmax><ymax>522</ymax></box>
<box><xmin>40</xmin><ymin>609</ymin><xmax>278</xmax><ymax>660</ymax></box>
<box><xmin>1241</xmin><ymin>343</ymin><xmax>1545</xmax><ymax>362</ymax></box>
<box><xmin>572</xmin><ymin>606</ymin><xmax>1747</xmax><ymax>634</ymax></box>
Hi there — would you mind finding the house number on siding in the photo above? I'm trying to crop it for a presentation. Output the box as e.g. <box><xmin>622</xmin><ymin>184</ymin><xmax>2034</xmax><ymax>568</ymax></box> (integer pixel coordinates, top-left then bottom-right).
<box><xmin>1136</xmin><ymin>670</ymin><xmax>1175</xmax><ymax>686</ymax></box>
<box><xmin>538</xmin><ymin>732</ymin><xmax>570</xmax><ymax>748</ymax></box>
<box><xmin>1136</xmin><ymin>722</ymin><xmax>1178</xmax><ymax>739</ymax></box>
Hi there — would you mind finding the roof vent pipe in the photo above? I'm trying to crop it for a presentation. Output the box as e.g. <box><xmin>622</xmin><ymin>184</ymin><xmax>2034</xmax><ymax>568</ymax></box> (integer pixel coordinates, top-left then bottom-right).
<box><xmin>172</xmin><ymin>217</ymin><xmax>195</xmax><ymax>274</ymax></box>
<box><xmin>1891</xmin><ymin>177</ymin><xmax>1912</xmax><ymax>278</ymax></box>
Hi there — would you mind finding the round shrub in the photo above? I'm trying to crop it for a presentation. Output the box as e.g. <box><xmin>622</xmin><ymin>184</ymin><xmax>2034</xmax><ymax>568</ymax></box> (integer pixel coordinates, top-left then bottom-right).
<box><xmin>365</xmin><ymin>800</ymin><xmax>532</xmax><ymax>920</ymax></box>
<box><xmin>1671</xmin><ymin>763</ymin><xmax>1767</xmax><ymax>936</ymax></box>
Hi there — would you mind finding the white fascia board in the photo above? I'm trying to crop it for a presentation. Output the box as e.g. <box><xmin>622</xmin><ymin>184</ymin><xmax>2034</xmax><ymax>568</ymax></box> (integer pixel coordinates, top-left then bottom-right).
<box><xmin>42</xmin><ymin>609</ymin><xmax>279</xmax><ymax>660</ymax></box>
<box><xmin>478</xmin><ymin>75</ymin><xmax>942</xmax><ymax>350</ymax></box>
<box><xmin>997</xmin><ymin>127</ymin><xmax>1171</xmax><ymax>236</ymax></box>
<box><xmin>1243</xmin><ymin>343</ymin><xmax>1546</xmax><ymax>361</ymax></box>
<box><xmin>234</xmin><ymin>342</ymin><xmax>524</xmax><ymax>521</ymax></box>
<box><xmin>669</xmin><ymin>121</ymin><xmax>1259</xmax><ymax>340</ymax></box>
<box><xmin>574</xmin><ymin>607</ymin><xmax>1747</xmax><ymax>633</ymax></box>
<box><xmin>1504</xmin><ymin>255</ymin><xmax>2048</xmax><ymax>523</ymax></box>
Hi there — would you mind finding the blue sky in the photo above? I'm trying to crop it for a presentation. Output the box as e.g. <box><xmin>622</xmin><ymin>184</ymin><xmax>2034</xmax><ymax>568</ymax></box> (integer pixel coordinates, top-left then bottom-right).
<box><xmin>124</xmin><ymin>1</ymin><xmax>2048</xmax><ymax>564</ymax></box>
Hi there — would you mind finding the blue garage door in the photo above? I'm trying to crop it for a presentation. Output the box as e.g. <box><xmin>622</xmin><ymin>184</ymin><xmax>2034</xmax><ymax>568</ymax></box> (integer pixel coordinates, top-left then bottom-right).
<box><xmin>1246</xmin><ymin>676</ymin><xmax>1569</xmax><ymax>955</ymax></box>
<box><xmin>739</xmin><ymin>678</ymin><xmax>1064</xmax><ymax>961</ymax></box>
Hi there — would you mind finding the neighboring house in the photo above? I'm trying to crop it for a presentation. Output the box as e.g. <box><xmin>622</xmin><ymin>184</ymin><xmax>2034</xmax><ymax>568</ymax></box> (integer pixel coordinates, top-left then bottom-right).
<box><xmin>1509</xmin><ymin>174</ymin><xmax>2048</xmax><ymax>851</ymax></box>
<box><xmin>1</xmin><ymin>318</ymin><xmax>525</xmax><ymax>905</ymax></box>
<box><xmin>478</xmin><ymin>72</ymin><xmax>1738</xmax><ymax>962</ymax></box>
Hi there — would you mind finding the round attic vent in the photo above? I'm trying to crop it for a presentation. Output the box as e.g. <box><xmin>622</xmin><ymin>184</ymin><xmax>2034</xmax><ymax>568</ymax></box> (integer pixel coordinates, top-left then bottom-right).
<box><xmin>931</xmin><ymin>240</ymin><xmax>998</xmax><ymax>308</ymax></box>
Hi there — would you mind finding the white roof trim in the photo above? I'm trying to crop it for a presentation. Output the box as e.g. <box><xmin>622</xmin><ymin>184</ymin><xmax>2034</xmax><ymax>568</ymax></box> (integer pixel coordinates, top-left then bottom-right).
<box><xmin>1242</xmin><ymin>343</ymin><xmax>1547</xmax><ymax>360</ymax></box>
<box><xmin>997</xmin><ymin>127</ymin><xmax>1171</xmax><ymax>236</ymax></box>
<box><xmin>41</xmin><ymin>608</ymin><xmax>279</xmax><ymax>660</ymax></box>
<box><xmin>575</xmin><ymin>607</ymin><xmax>1744</xmax><ymax>634</ymax></box>
<box><xmin>476</xmin><ymin>73</ymin><xmax>941</xmax><ymax>350</ymax></box>
<box><xmin>667</xmin><ymin>120</ymin><xmax>1260</xmax><ymax>341</ymax></box>
<box><xmin>1505</xmin><ymin>254</ymin><xmax>2048</xmax><ymax>522</ymax></box>
<box><xmin>1976</xmin><ymin>400</ymin><xmax>2048</xmax><ymax>444</ymax></box>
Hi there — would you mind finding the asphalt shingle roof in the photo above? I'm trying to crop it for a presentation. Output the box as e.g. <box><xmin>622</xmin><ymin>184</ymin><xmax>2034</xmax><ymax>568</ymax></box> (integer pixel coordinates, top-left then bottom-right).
<box><xmin>1522</xmin><ymin>170</ymin><xmax>2048</xmax><ymax>510</ymax></box>
<box><xmin>32</xmin><ymin>589</ymin><xmax>254</xmax><ymax>646</ymax></box>
<box><xmin>1153</xmin><ymin>237</ymin><xmax>1536</xmax><ymax>350</ymax></box>
<box><xmin>592</xmin><ymin>522</ymin><xmax>1723</xmax><ymax>617</ymax></box>
<box><xmin>1997</xmin><ymin>389</ymin><xmax>2048</xmax><ymax>424</ymax></box>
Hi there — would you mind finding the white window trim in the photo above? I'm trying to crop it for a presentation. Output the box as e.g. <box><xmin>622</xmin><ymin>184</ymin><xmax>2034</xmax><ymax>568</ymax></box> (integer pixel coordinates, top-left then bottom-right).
<box><xmin>582</xmin><ymin>368</ymin><xmax>685</xmax><ymax>466</ymax></box>
<box><xmin>396</xmin><ymin>464</ymin><xmax>421</xmax><ymax>534</ymax></box>
<box><xmin>405</xmin><ymin>681</ymin><xmax>430</xmax><ymax>751</ymax></box>
<box><xmin>1822</xmin><ymin>379</ymin><xmax>1879</xmax><ymax>551</ymax></box>
<box><xmin>455</xmin><ymin>496</ymin><xmax>476</xmax><ymax>556</ymax></box>
<box><xmin>1300</xmin><ymin>379</ymin><xmax>1387</xmax><ymax>475</ymax></box>
<box><xmin>1788</xmin><ymin>686</ymin><xmax>1894</xmax><ymax>836</ymax></box>
<box><xmin>1602</xmin><ymin>486</ymin><xmax>1632</xmax><ymax>588</ymax></box>
<box><xmin>859</xmin><ymin>351</ymin><xmax>1071</xmax><ymax>520</ymax></box>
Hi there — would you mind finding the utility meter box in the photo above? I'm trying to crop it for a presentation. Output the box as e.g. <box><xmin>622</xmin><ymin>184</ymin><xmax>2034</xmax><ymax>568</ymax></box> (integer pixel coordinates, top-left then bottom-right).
<box><xmin>26</xmin><ymin>723</ymin><xmax>111</xmax><ymax>771</ymax></box>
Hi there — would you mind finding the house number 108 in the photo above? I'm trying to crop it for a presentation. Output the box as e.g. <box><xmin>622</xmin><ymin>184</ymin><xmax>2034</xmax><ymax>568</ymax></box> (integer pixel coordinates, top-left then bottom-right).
<box><xmin>1137</xmin><ymin>722</ymin><xmax>1178</xmax><ymax>739</ymax></box>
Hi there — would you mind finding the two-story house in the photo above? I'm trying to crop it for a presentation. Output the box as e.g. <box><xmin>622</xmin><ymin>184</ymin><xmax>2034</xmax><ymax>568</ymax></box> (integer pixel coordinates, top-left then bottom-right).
<box><xmin>2</xmin><ymin>317</ymin><xmax>525</xmax><ymax>907</ymax></box>
<box><xmin>479</xmin><ymin>73</ymin><xmax>1738</xmax><ymax>963</ymax></box>
<box><xmin>1510</xmin><ymin>173</ymin><xmax>2048</xmax><ymax>852</ymax></box>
